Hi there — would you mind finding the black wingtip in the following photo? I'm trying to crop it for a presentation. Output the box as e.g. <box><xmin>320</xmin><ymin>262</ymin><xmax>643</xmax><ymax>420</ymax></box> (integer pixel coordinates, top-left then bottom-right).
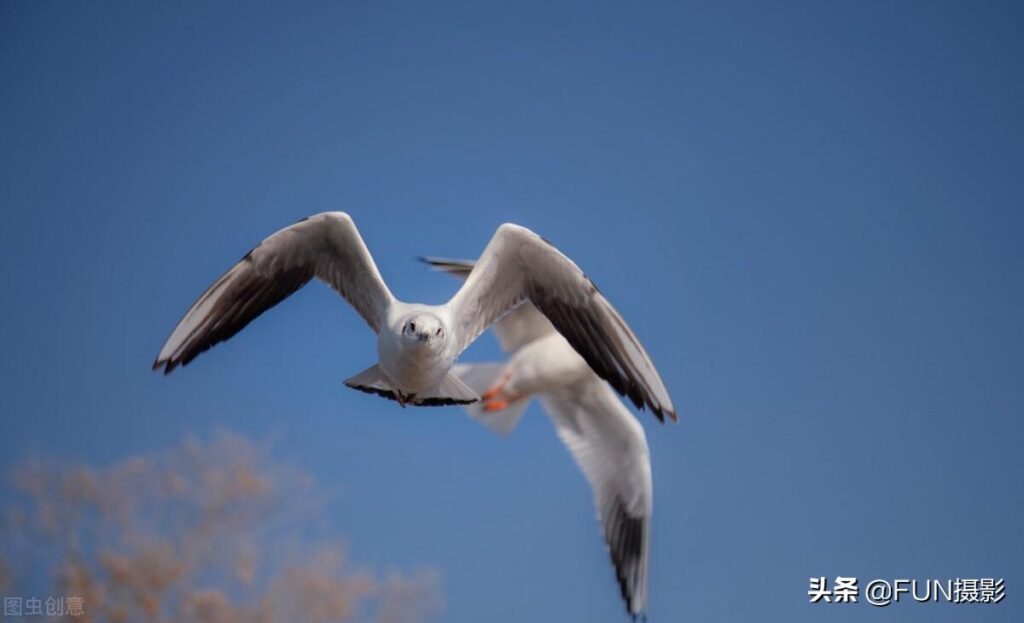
<box><xmin>650</xmin><ymin>404</ymin><xmax>677</xmax><ymax>424</ymax></box>
<box><xmin>152</xmin><ymin>357</ymin><xmax>180</xmax><ymax>375</ymax></box>
<box><xmin>631</xmin><ymin>390</ymin><xmax>677</xmax><ymax>424</ymax></box>
<box><xmin>418</xmin><ymin>257</ymin><xmax>476</xmax><ymax>275</ymax></box>
<box><xmin>419</xmin><ymin>256</ymin><xmax>468</xmax><ymax>266</ymax></box>
<box><xmin>418</xmin><ymin>256</ymin><xmax>449</xmax><ymax>270</ymax></box>
<box><xmin>638</xmin><ymin>402</ymin><xmax>663</xmax><ymax>424</ymax></box>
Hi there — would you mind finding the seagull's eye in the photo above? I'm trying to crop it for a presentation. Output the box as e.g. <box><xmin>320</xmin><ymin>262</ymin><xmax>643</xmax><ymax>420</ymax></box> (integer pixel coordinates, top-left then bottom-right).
<box><xmin>409</xmin><ymin>321</ymin><xmax>416</xmax><ymax>332</ymax></box>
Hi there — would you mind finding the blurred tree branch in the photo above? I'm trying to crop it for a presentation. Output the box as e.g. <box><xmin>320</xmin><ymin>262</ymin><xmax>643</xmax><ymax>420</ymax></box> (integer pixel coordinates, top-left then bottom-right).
<box><xmin>1</xmin><ymin>431</ymin><xmax>441</xmax><ymax>623</ymax></box>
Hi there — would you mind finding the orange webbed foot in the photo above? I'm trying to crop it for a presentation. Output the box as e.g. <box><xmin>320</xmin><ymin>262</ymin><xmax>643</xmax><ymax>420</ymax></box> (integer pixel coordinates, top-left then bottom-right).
<box><xmin>481</xmin><ymin>371</ymin><xmax>512</xmax><ymax>402</ymax></box>
<box><xmin>482</xmin><ymin>398</ymin><xmax>510</xmax><ymax>412</ymax></box>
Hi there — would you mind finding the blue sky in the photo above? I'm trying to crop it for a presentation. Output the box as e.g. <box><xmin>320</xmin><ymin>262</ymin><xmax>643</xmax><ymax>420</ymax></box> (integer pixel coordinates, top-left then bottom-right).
<box><xmin>1</xmin><ymin>1</ymin><xmax>1021</xmax><ymax>621</ymax></box>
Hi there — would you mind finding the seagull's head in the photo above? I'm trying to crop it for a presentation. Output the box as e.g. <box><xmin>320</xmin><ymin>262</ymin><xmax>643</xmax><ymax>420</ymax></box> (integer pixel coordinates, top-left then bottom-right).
<box><xmin>401</xmin><ymin>313</ymin><xmax>445</xmax><ymax>347</ymax></box>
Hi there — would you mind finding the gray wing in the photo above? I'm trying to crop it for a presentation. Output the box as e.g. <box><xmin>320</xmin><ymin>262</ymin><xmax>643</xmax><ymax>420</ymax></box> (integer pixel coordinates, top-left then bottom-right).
<box><xmin>154</xmin><ymin>212</ymin><xmax>394</xmax><ymax>373</ymax></box>
<box><xmin>540</xmin><ymin>377</ymin><xmax>653</xmax><ymax>618</ymax></box>
<box><xmin>421</xmin><ymin>257</ymin><xmax>555</xmax><ymax>352</ymax></box>
<box><xmin>445</xmin><ymin>224</ymin><xmax>676</xmax><ymax>422</ymax></box>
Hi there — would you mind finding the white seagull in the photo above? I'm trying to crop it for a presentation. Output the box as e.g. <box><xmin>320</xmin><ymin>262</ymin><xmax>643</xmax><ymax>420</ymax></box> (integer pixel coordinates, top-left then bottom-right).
<box><xmin>425</xmin><ymin>258</ymin><xmax>662</xmax><ymax>619</ymax></box>
<box><xmin>154</xmin><ymin>212</ymin><xmax>676</xmax><ymax>422</ymax></box>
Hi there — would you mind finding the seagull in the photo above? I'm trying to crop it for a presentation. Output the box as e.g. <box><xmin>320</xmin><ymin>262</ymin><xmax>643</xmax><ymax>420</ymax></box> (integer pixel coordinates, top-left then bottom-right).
<box><xmin>153</xmin><ymin>212</ymin><xmax>675</xmax><ymax>421</ymax></box>
<box><xmin>425</xmin><ymin>257</ymin><xmax>662</xmax><ymax>619</ymax></box>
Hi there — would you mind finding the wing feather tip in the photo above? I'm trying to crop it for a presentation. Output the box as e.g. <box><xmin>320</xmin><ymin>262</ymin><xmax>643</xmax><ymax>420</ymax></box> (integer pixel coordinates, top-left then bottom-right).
<box><xmin>152</xmin><ymin>353</ymin><xmax>184</xmax><ymax>375</ymax></box>
<box><xmin>420</xmin><ymin>256</ymin><xmax>476</xmax><ymax>276</ymax></box>
<box><xmin>152</xmin><ymin>358</ymin><xmax>171</xmax><ymax>374</ymax></box>
<box><xmin>651</xmin><ymin>403</ymin><xmax>678</xmax><ymax>424</ymax></box>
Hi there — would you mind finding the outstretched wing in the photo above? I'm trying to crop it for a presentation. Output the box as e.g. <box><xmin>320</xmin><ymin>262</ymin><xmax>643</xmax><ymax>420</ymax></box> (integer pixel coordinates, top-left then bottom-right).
<box><xmin>445</xmin><ymin>224</ymin><xmax>676</xmax><ymax>422</ymax></box>
<box><xmin>154</xmin><ymin>212</ymin><xmax>394</xmax><ymax>373</ymax></box>
<box><xmin>421</xmin><ymin>257</ymin><xmax>555</xmax><ymax>352</ymax></box>
<box><xmin>540</xmin><ymin>378</ymin><xmax>653</xmax><ymax>618</ymax></box>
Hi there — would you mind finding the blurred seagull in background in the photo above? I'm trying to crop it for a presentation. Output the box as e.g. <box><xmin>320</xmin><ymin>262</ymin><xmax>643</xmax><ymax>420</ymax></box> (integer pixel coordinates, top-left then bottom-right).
<box><xmin>425</xmin><ymin>257</ymin><xmax>662</xmax><ymax>619</ymax></box>
<box><xmin>154</xmin><ymin>212</ymin><xmax>676</xmax><ymax>422</ymax></box>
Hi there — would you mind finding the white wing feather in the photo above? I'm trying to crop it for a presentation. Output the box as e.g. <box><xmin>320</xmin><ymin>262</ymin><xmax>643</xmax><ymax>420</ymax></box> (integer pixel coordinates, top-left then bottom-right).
<box><xmin>154</xmin><ymin>212</ymin><xmax>393</xmax><ymax>373</ymax></box>
<box><xmin>540</xmin><ymin>377</ymin><xmax>653</xmax><ymax>616</ymax></box>
<box><xmin>421</xmin><ymin>257</ymin><xmax>555</xmax><ymax>352</ymax></box>
<box><xmin>425</xmin><ymin>255</ymin><xmax>657</xmax><ymax>615</ymax></box>
<box><xmin>446</xmin><ymin>224</ymin><xmax>676</xmax><ymax>422</ymax></box>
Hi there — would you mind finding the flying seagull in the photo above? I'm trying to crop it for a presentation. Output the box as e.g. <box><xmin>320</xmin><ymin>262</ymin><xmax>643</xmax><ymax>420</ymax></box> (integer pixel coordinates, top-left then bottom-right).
<box><xmin>153</xmin><ymin>212</ymin><xmax>675</xmax><ymax>421</ymax></box>
<box><xmin>426</xmin><ymin>257</ymin><xmax>660</xmax><ymax>619</ymax></box>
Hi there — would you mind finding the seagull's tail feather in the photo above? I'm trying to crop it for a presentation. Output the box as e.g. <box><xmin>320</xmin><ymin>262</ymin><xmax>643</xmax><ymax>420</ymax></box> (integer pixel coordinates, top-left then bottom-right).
<box><xmin>344</xmin><ymin>364</ymin><xmax>479</xmax><ymax>406</ymax></box>
<box><xmin>429</xmin><ymin>371</ymin><xmax>480</xmax><ymax>405</ymax></box>
<box><xmin>451</xmin><ymin>363</ymin><xmax>529</xmax><ymax>435</ymax></box>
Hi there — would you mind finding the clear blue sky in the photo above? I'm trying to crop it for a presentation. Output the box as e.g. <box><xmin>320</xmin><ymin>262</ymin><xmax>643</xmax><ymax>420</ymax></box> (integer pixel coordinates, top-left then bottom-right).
<box><xmin>1</xmin><ymin>1</ymin><xmax>1021</xmax><ymax>621</ymax></box>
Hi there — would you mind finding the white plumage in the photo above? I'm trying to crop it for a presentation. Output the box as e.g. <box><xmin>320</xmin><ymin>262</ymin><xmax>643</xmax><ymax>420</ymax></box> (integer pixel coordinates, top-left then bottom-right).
<box><xmin>155</xmin><ymin>212</ymin><xmax>676</xmax><ymax>421</ymax></box>
<box><xmin>154</xmin><ymin>213</ymin><xmax>675</xmax><ymax>618</ymax></box>
<box><xmin>428</xmin><ymin>258</ymin><xmax>656</xmax><ymax>618</ymax></box>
